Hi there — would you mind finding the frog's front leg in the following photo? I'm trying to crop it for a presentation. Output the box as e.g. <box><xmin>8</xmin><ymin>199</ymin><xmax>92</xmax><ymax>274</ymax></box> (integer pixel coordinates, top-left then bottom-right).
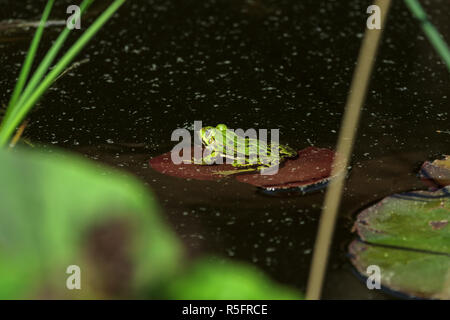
<box><xmin>182</xmin><ymin>149</ymin><xmax>221</xmax><ymax>165</ymax></box>
<box><xmin>202</xmin><ymin>150</ymin><xmax>221</xmax><ymax>165</ymax></box>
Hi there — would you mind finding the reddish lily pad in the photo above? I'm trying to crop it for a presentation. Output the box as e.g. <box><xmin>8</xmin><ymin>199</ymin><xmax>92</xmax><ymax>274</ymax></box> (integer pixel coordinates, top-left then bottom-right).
<box><xmin>420</xmin><ymin>156</ymin><xmax>450</xmax><ymax>188</ymax></box>
<box><xmin>149</xmin><ymin>146</ymin><xmax>336</xmax><ymax>192</ymax></box>
<box><xmin>149</xmin><ymin>147</ymin><xmax>236</xmax><ymax>181</ymax></box>
<box><xmin>235</xmin><ymin>147</ymin><xmax>335</xmax><ymax>190</ymax></box>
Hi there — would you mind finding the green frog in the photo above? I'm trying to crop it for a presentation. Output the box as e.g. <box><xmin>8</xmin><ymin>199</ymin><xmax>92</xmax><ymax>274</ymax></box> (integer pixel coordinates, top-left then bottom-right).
<box><xmin>194</xmin><ymin>124</ymin><xmax>297</xmax><ymax>176</ymax></box>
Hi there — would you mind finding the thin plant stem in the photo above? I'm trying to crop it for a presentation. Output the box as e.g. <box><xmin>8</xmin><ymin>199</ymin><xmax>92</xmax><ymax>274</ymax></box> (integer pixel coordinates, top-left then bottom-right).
<box><xmin>9</xmin><ymin>120</ymin><xmax>28</xmax><ymax>148</ymax></box>
<box><xmin>404</xmin><ymin>0</ymin><xmax>450</xmax><ymax>72</ymax></box>
<box><xmin>305</xmin><ymin>0</ymin><xmax>392</xmax><ymax>300</ymax></box>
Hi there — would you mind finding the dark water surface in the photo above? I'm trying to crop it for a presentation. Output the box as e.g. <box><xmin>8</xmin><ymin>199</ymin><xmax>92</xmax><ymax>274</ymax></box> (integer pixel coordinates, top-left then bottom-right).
<box><xmin>1</xmin><ymin>0</ymin><xmax>450</xmax><ymax>299</ymax></box>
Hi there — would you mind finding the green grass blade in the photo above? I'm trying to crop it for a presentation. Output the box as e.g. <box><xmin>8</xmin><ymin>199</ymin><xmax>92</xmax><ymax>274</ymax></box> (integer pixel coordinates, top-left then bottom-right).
<box><xmin>14</xmin><ymin>0</ymin><xmax>93</xmax><ymax>109</ymax></box>
<box><xmin>7</xmin><ymin>0</ymin><xmax>55</xmax><ymax>109</ymax></box>
<box><xmin>2</xmin><ymin>0</ymin><xmax>94</xmax><ymax>127</ymax></box>
<box><xmin>0</xmin><ymin>0</ymin><xmax>126</xmax><ymax>146</ymax></box>
<box><xmin>404</xmin><ymin>0</ymin><xmax>450</xmax><ymax>71</ymax></box>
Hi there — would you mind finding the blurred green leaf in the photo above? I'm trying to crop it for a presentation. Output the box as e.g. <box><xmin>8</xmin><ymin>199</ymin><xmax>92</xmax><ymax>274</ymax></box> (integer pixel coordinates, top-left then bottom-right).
<box><xmin>0</xmin><ymin>147</ymin><xmax>181</xmax><ymax>298</ymax></box>
<box><xmin>163</xmin><ymin>257</ymin><xmax>302</xmax><ymax>300</ymax></box>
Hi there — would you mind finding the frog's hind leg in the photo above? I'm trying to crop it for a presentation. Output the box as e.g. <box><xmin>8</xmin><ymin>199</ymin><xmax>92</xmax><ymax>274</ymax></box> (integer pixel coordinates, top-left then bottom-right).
<box><xmin>212</xmin><ymin>167</ymin><xmax>258</xmax><ymax>176</ymax></box>
<box><xmin>213</xmin><ymin>159</ymin><xmax>259</xmax><ymax>176</ymax></box>
<box><xmin>214</xmin><ymin>161</ymin><xmax>271</xmax><ymax>176</ymax></box>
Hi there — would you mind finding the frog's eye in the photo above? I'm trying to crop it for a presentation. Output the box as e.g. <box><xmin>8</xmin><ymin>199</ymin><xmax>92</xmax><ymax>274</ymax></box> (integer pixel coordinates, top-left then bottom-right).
<box><xmin>216</xmin><ymin>124</ymin><xmax>228</xmax><ymax>131</ymax></box>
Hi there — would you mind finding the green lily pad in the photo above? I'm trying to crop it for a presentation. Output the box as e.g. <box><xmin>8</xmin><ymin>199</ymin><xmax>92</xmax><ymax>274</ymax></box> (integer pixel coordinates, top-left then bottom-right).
<box><xmin>349</xmin><ymin>187</ymin><xmax>450</xmax><ymax>299</ymax></box>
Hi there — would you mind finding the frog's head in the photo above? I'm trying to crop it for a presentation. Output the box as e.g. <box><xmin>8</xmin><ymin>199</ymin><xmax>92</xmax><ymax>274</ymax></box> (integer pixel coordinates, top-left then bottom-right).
<box><xmin>199</xmin><ymin>126</ymin><xmax>217</xmax><ymax>147</ymax></box>
<box><xmin>199</xmin><ymin>124</ymin><xmax>229</xmax><ymax>150</ymax></box>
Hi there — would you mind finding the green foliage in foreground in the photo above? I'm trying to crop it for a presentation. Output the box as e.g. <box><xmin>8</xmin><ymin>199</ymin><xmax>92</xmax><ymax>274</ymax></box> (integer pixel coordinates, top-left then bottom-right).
<box><xmin>163</xmin><ymin>258</ymin><xmax>301</xmax><ymax>300</ymax></box>
<box><xmin>0</xmin><ymin>147</ymin><xmax>301</xmax><ymax>299</ymax></box>
<box><xmin>0</xmin><ymin>147</ymin><xmax>180</xmax><ymax>298</ymax></box>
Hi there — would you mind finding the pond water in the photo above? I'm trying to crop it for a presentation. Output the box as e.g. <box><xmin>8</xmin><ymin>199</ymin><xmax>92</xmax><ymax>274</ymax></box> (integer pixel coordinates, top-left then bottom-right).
<box><xmin>1</xmin><ymin>0</ymin><xmax>449</xmax><ymax>299</ymax></box>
